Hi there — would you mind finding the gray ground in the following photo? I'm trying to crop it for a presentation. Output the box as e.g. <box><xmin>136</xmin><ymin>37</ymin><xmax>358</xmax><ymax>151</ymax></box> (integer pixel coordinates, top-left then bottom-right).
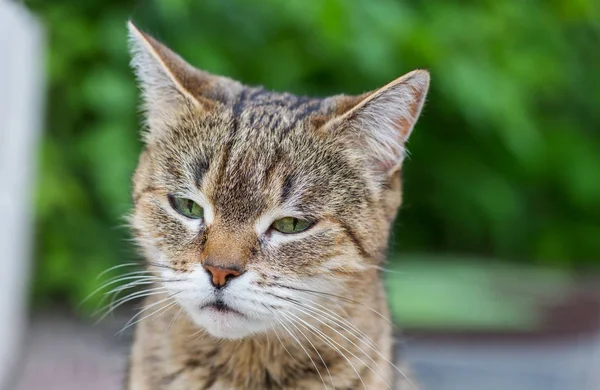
<box><xmin>13</xmin><ymin>311</ymin><xmax>600</xmax><ymax>390</ymax></box>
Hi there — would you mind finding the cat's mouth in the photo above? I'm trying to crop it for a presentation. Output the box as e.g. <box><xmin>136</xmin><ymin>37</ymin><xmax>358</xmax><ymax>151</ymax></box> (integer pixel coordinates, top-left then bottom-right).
<box><xmin>200</xmin><ymin>300</ymin><xmax>245</xmax><ymax>317</ymax></box>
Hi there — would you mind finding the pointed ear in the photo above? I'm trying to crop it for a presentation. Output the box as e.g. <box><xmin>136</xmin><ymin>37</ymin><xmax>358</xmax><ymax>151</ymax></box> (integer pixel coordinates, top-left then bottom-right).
<box><xmin>127</xmin><ymin>21</ymin><xmax>241</xmax><ymax>133</ymax></box>
<box><xmin>326</xmin><ymin>70</ymin><xmax>429</xmax><ymax>175</ymax></box>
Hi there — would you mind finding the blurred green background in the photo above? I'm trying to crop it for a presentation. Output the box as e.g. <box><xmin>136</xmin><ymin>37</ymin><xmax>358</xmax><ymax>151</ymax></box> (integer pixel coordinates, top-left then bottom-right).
<box><xmin>25</xmin><ymin>0</ymin><xmax>600</xmax><ymax>325</ymax></box>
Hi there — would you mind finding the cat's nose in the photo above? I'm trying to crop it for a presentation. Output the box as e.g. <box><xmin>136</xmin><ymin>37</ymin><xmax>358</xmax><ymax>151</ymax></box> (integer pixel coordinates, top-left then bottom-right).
<box><xmin>203</xmin><ymin>264</ymin><xmax>244</xmax><ymax>289</ymax></box>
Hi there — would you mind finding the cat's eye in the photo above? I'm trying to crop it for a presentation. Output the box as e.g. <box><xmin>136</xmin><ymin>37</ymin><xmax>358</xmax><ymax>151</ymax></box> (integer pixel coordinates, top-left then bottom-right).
<box><xmin>168</xmin><ymin>195</ymin><xmax>204</xmax><ymax>219</ymax></box>
<box><xmin>271</xmin><ymin>217</ymin><xmax>312</xmax><ymax>234</ymax></box>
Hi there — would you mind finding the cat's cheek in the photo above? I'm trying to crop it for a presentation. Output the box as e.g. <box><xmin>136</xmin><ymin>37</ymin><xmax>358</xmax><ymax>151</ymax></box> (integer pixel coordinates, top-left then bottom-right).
<box><xmin>131</xmin><ymin>232</ymin><xmax>162</xmax><ymax>264</ymax></box>
<box><xmin>322</xmin><ymin>254</ymin><xmax>369</xmax><ymax>274</ymax></box>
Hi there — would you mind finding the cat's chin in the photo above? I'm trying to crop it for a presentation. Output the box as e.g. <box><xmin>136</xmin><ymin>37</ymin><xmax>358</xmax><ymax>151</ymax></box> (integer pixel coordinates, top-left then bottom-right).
<box><xmin>185</xmin><ymin>305</ymin><xmax>269</xmax><ymax>340</ymax></box>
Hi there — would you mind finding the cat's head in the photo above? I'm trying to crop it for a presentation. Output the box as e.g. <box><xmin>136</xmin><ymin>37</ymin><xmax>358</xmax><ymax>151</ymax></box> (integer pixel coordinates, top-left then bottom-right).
<box><xmin>127</xmin><ymin>22</ymin><xmax>429</xmax><ymax>339</ymax></box>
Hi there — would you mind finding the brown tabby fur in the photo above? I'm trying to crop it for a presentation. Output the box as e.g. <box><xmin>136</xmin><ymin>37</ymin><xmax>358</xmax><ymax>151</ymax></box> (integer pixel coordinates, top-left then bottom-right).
<box><xmin>126</xmin><ymin>21</ymin><xmax>429</xmax><ymax>390</ymax></box>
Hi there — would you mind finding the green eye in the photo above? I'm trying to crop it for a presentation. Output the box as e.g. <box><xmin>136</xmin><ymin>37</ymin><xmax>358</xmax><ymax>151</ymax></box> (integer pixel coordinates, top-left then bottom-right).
<box><xmin>271</xmin><ymin>217</ymin><xmax>312</xmax><ymax>234</ymax></box>
<box><xmin>168</xmin><ymin>196</ymin><xmax>204</xmax><ymax>219</ymax></box>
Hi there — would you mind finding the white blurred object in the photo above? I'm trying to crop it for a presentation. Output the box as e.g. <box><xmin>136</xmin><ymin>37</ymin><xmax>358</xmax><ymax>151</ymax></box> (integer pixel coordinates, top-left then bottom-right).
<box><xmin>0</xmin><ymin>1</ymin><xmax>44</xmax><ymax>388</ymax></box>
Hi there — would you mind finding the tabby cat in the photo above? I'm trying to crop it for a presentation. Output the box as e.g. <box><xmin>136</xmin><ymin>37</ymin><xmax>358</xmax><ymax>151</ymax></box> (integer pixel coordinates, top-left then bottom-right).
<box><xmin>126</xmin><ymin>21</ymin><xmax>429</xmax><ymax>390</ymax></box>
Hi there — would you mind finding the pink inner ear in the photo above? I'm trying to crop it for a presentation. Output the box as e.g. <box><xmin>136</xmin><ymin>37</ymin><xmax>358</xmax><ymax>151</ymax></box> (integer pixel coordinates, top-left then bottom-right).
<box><xmin>375</xmin><ymin>158</ymin><xmax>399</xmax><ymax>174</ymax></box>
<box><xmin>397</xmin><ymin>85</ymin><xmax>425</xmax><ymax>142</ymax></box>
<box><xmin>408</xmin><ymin>84</ymin><xmax>425</xmax><ymax>118</ymax></box>
<box><xmin>395</xmin><ymin>117</ymin><xmax>413</xmax><ymax>143</ymax></box>
<box><xmin>314</xmin><ymin>70</ymin><xmax>429</xmax><ymax>176</ymax></box>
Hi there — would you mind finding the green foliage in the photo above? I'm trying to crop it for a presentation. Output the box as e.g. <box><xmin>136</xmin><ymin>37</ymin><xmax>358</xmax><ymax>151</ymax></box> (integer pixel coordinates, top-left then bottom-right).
<box><xmin>385</xmin><ymin>255</ymin><xmax>572</xmax><ymax>330</ymax></box>
<box><xmin>26</xmin><ymin>0</ymin><xmax>600</xmax><ymax>305</ymax></box>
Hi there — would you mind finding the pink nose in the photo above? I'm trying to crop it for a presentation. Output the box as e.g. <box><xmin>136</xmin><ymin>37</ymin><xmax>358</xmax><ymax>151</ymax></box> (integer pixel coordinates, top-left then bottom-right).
<box><xmin>203</xmin><ymin>265</ymin><xmax>242</xmax><ymax>288</ymax></box>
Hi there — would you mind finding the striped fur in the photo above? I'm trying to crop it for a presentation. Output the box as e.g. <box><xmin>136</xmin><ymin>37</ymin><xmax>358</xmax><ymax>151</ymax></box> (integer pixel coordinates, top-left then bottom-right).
<box><xmin>126</xmin><ymin>21</ymin><xmax>428</xmax><ymax>390</ymax></box>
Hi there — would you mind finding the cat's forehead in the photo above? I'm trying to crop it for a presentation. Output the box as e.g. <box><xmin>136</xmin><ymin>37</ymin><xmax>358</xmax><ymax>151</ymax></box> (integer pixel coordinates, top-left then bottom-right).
<box><xmin>232</xmin><ymin>87</ymin><xmax>331</xmax><ymax>134</ymax></box>
<box><xmin>152</xmin><ymin>87</ymin><xmax>359</xmax><ymax>223</ymax></box>
<box><xmin>209</xmin><ymin>102</ymin><xmax>336</xmax><ymax>223</ymax></box>
<box><xmin>239</xmin><ymin>87</ymin><xmax>327</xmax><ymax>114</ymax></box>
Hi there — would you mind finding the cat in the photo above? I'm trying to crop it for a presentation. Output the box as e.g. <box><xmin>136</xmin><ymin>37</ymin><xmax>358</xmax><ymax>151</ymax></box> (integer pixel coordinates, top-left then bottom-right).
<box><xmin>125</xmin><ymin>20</ymin><xmax>429</xmax><ymax>390</ymax></box>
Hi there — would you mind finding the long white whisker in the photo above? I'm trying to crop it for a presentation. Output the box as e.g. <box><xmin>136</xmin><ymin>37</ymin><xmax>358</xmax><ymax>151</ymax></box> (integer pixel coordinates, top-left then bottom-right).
<box><xmin>288</xmin><ymin>306</ymin><xmax>391</xmax><ymax>387</ymax></box>
<box><xmin>273</xmin><ymin>316</ymin><xmax>328</xmax><ymax>390</ymax></box>
<box><xmin>103</xmin><ymin>278</ymin><xmax>163</xmax><ymax>297</ymax></box>
<box><xmin>302</xmin><ymin>289</ymin><xmax>393</xmax><ymax>325</ymax></box>
<box><xmin>94</xmin><ymin>287</ymin><xmax>169</xmax><ymax>320</ymax></box>
<box><xmin>281</xmin><ymin>295</ymin><xmax>378</xmax><ymax>351</ymax></box>
<box><xmin>188</xmin><ymin>325</ymin><xmax>208</xmax><ymax>341</ymax></box>
<box><xmin>276</xmin><ymin>285</ymin><xmax>394</xmax><ymax>325</ymax></box>
<box><xmin>117</xmin><ymin>294</ymin><xmax>178</xmax><ymax>335</ymax></box>
<box><xmin>279</xmin><ymin>311</ymin><xmax>368</xmax><ymax>390</ymax></box>
<box><xmin>118</xmin><ymin>299</ymin><xmax>179</xmax><ymax>336</ymax></box>
<box><xmin>95</xmin><ymin>263</ymin><xmax>142</xmax><ymax>280</ymax></box>
<box><xmin>100</xmin><ymin>274</ymin><xmax>186</xmax><ymax>304</ymax></box>
<box><xmin>101</xmin><ymin>270</ymin><xmax>155</xmax><ymax>285</ymax></box>
<box><xmin>277</xmin><ymin>311</ymin><xmax>334</xmax><ymax>389</ymax></box>
<box><xmin>82</xmin><ymin>275</ymin><xmax>162</xmax><ymax>306</ymax></box>
<box><xmin>169</xmin><ymin>306</ymin><xmax>184</xmax><ymax>331</ymax></box>
<box><xmin>95</xmin><ymin>278</ymin><xmax>164</xmax><ymax>310</ymax></box>
<box><xmin>120</xmin><ymin>299</ymin><xmax>179</xmax><ymax>336</ymax></box>
<box><xmin>290</xmin><ymin>300</ymin><xmax>416</xmax><ymax>388</ymax></box>
<box><xmin>263</xmin><ymin>305</ymin><xmax>300</xmax><ymax>365</ymax></box>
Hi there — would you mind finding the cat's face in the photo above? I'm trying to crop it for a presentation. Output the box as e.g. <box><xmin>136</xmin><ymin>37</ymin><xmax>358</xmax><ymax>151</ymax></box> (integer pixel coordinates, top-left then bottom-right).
<box><xmin>128</xmin><ymin>22</ymin><xmax>429</xmax><ymax>339</ymax></box>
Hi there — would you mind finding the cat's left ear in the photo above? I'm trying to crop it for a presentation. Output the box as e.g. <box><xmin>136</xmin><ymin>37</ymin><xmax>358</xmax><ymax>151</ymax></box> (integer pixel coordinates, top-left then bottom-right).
<box><xmin>127</xmin><ymin>21</ymin><xmax>242</xmax><ymax>135</ymax></box>
<box><xmin>325</xmin><ymin>70</ymin><xmax>429</xmax><ymax>175</ymax></box>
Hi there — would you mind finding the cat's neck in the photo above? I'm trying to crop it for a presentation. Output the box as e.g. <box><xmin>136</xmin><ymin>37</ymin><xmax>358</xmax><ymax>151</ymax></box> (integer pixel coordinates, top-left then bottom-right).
<box><xmin>131</xmin><ymin>288</ymin><xmax>394</xmax><ymax>389</ymax></box>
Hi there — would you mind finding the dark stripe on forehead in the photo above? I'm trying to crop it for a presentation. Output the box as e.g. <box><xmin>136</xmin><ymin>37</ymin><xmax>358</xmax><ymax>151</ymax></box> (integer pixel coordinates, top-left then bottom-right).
<box><xmin>281</xmin><ymin>98</ymin><xmax>326</xmax><ymax>137</ymax></box>
<box><xmin>288</xmin><ymin>95</ymin><xmax>315</xmax><ymax>110</ymax></box>
<box><xmin>247</xmin><ymin>87</ymin><xmax>270</xmax><ymax>101</ymax></box>
<box><xmin>296</xmin><ymin>99</ymin><xmax>325</xmax><ymax>120</ymax></box>
<box><xmin>232</xmin><ymin>88</ymin><xmax>248</xmax><ymax>121</ymax></box>
<box><xmin>263</xmin><ymin>148</ymin><xmax>284</xmax><ymax>188</ymax></box>
<box><xmin>216</xmin><ymin>89</ymin><xmax>248</xmax><ymax>189</ymax></box>
<box><xmin>280</xmin><ymin>173</ymin><xmax>295</xmax><ymax>204</ymax></box>
<box><xmin>194</xmin><ymin>156</ymin><xmax>210</xmax><ymax>187</ymax></box>
<box><xmin>233</xmin><ymin>88</ymin><xmax>329</xmax><ymax>136</ymax></box>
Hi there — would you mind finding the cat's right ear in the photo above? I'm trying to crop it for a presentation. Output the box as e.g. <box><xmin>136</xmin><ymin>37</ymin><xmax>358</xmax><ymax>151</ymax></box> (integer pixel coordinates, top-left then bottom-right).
<box><xmin>322</xmin><ymin>70</ymin><xmax>429</xmax><ymax>176</ymax></box>
<box><xmin>127</xmin><ymin>21</ymin><xmax>241</xmax><ymax>135</ymax></box>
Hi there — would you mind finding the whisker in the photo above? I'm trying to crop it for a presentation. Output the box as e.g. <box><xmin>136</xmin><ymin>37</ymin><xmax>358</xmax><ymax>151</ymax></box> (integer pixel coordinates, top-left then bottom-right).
<box><xmin>96</xmin><ymin>262</ymin><xmax>143</xmax><ymax>280</ymax></box>
<box><xmin>100</xmin><ymin>275</ymin><xmax>186</xmax><ymax>306</ymax></box>
<box><xmin>360</xmin><ymin>263</ymin><xmax>406</xmax><ymax>274</ymax></box>
<box><xmin>264</xmin><ymin>304</ymin><xmax>333</xmax><ymax>389</ymax></box>
<box><xmin>81</xmin><ymin>275</ymin><xmax>161</xmax><ymax>308</ymax></box>
<box><xmin>283</xmin><ymin>310</ymin><xmax>386</xmax><ymax>388</ymax></box>
<box><xmin>279</xmin><ymin>311</ymin><xmax>368</xmax><ymax>390</ymax></box>
<box><xmin>120</xmin><ymin>299</ymin><xmax>180</xmax><ymax>336</ymax></box>
<box><xmin>94</xmin><ymin>287</ymin><xmax>169</xmax><ymax>321</ymax></box>
<box><xmin>275</xmin><ymin>284</ymin><xmax>394</xmax><ymax>325</ymax></box>
<box><xmin>103</xmin><ymin>276</ymin><xmax>185</xmax><ymax>298</ymax></box>
<box><xmin>102</xmin><ymin>277</ymin><xmax>158</xmax><ymax>294</ymax></box>
<box><xmin>103</xmin><ymin>286</ymin><xmax>167</xmax><ymax>312</ymax></box>
<box><xmin>169</xmin><ymin>306</ymin><xmax>184</xmax><ymax>331</ymax></box>
<box><xmin>101</xmin><ymin>270</ymin><xmax>155</xmax><ymax>285</ymax></box>
<box><xmin>264</xmin><ymin>291</ymin><xmax>377</xmax><ymax>351</ymax></box>
<box><xmin>146</xmin><ymin>261</ymin><xmax>179</xmax><ymax>271</ymax></box>
<box><xmin>97</xmin><ymin>278</ymin><xmax>163</xmax><ymax>308</ymax></box>
<box><xmin>188</xmin><ymin>325</ymin><xmax>208</xmax><ymax>341</ymax></box>
<box><xmin>292</xmin><ymin>319</ymin><xmax>335</xmax><ymax>389</ymax></box>
<box><xmin>273</xmin><ymin>316</ymin><xmax>328</xmax><ymax>390</ymax></box>
<box><xmin>263</xmin><ymin>305</ymin><xmax>300</xmax><ymax>365</ymax></box>
<box><xmin>285</xmin><ymin>299</ymin><xmax>415</xmax><ymax>389</ymax></box>
<box><xmin>117</xmin><ymin>293</ymin><xmax>179</xmax><ymax>335</ymax></box>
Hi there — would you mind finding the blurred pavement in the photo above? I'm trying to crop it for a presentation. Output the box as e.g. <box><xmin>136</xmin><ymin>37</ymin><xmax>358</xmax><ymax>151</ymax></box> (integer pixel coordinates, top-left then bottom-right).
<box><xmin>13</xmin><ymin>310</ymin><xmax>600</xmax><ymax>390</ymax></box>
